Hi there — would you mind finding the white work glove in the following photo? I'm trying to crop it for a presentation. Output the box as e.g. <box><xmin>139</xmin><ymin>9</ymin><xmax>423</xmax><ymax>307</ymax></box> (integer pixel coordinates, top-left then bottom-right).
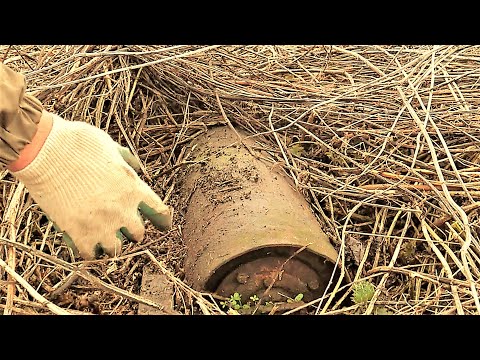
<box><xmin>11</xmin><ymin>114</ymin><xmax>173</xmax><ymax>260</ymax></box>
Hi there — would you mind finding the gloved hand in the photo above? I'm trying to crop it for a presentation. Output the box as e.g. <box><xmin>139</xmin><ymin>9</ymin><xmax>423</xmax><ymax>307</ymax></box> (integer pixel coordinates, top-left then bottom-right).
<box><xmin>11</xmin><ymin>113</ymin><xmax>173</xmax><ymax>260</ymax></box>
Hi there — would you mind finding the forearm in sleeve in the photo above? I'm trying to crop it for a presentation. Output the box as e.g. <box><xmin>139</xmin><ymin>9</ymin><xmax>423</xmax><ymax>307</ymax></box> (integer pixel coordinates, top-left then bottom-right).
<box><xmin>0</xmin><ymin>63</ymin><xmax>44</xmax><ymax>169</ymax></box>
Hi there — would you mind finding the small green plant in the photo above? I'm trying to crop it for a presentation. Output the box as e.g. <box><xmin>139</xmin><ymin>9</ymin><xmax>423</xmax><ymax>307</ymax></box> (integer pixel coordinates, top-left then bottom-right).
<box><xmin>220</xmin><ymin>292</ymin><xmax>305</xmax><ymax>312</ymax></box>
<box><xmin>249</xmin><ymin>294</ymin><xmax>259</xmax><ymax>303</ymax></box>
<box><xmin>220</xmin><ymin>292</ymin><xmax>256</xmax><ymax>311</ymax></box>
<box><xmin>289</xmin><ymin>143</ymin><xmax>305</xmax><ymax>157</ymax></box>
<box><xmin>220</xmin><ymin>292</ymin><xmax>242</xmax><ymax>310</ymax></box>
<box><xmin>351</xmin><ymin>281</ymin><xmax>375</xmax><ymax>304</ymax></box>
<box><xmin>287</xmin><ymin>293</ymin><xmax>304</xmax><ymax>303</ymax></box>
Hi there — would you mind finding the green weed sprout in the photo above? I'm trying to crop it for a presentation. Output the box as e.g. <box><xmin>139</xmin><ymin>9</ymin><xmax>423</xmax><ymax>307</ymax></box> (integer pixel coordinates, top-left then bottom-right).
<box><xmin>287</xmin><ymin>293</ymin><xmax>304</xmax><ymax>303</ymax></box>
<box><xmin>249</xmin><ymin>294</ymin><xmax>259</xmax><ymax>303</ymax></box>
<box><xmin>220</xmin><ymin>292</ymin><xmax>251</xmax><ymax>310</ymax></box>
<box><xmin>351</xmin><ymin>281</ymin><xmax>375</xmax><ymax>304</ymax></box>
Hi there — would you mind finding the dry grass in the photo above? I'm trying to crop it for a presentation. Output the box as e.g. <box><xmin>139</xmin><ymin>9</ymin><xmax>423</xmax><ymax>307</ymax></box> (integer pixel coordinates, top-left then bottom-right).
<box><xmin>1</xmin><ymin>45</ymin><xmax>480</xmax><ymax>315</ymax></box>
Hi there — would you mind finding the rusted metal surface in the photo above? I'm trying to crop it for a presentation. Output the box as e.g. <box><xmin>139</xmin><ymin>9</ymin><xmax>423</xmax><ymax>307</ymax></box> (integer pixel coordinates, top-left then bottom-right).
<box><xmin>214</xmin><ymin>247</ymin><xmax>336</xmax><ymax>303</ymax></box>
<box><xmin>180</xmin><ymin>126</ymin><xmax>340</xmax><ymax>308</ymax></box>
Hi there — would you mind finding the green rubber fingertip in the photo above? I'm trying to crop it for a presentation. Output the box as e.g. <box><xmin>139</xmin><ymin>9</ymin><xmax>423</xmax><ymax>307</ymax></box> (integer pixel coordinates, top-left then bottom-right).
<box><xmin>139</xmin><ymin>201</ymin><xmax>172</xmax><ymax>232</ymax></box>
<box><xmin>94</xmin><ymin>243</ymin><xmax>104</xmax><ymax>259</ymax></box>
<box><xmin>138</xmin><ymin>210</ymin><xmax>145</xmax><ymax>226</ymax></box>
<box><xmin>118</xmin><ymin>146</ymin><xmax>141</xmax><ymax>172</ymax></box>
<box><xmin>118</xmin><ymin>227</ymin><xmax>133</xmax><ymax>241</ymax></box>
<box><xmin>62</xmin><ymin>232</ymin><xmax>79</xmax><ymax>257</ymax></box>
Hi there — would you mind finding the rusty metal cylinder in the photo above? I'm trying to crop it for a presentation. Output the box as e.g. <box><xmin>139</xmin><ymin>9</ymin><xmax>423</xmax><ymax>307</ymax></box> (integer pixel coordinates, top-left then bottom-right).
<box><xmin>180</xmin><ymin>126</ymin><xmax>339</xmax><ymax>307</ymax></box>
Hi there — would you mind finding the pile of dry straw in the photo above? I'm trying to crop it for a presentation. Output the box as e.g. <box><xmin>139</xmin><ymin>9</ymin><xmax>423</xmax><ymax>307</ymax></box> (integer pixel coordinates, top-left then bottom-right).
<box><xmin>1</xmin><ymin>45</ymin><xmax>480</xmax><ymax>315</ymax></box>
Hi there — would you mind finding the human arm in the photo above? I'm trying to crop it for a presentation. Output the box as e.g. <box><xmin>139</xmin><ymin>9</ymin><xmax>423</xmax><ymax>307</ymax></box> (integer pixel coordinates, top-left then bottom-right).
<box><xmin>1</xmin><ymin>63</ymin><xmax>173</xmax><ymax>260</ymax></box>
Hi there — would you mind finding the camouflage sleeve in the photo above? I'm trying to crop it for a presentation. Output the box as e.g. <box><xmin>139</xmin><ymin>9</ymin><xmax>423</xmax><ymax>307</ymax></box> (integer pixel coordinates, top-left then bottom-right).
<box><xmin>0</xmin><ymin>62</ymin><xmax>43</xmax><ymax>169</ymax></box>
